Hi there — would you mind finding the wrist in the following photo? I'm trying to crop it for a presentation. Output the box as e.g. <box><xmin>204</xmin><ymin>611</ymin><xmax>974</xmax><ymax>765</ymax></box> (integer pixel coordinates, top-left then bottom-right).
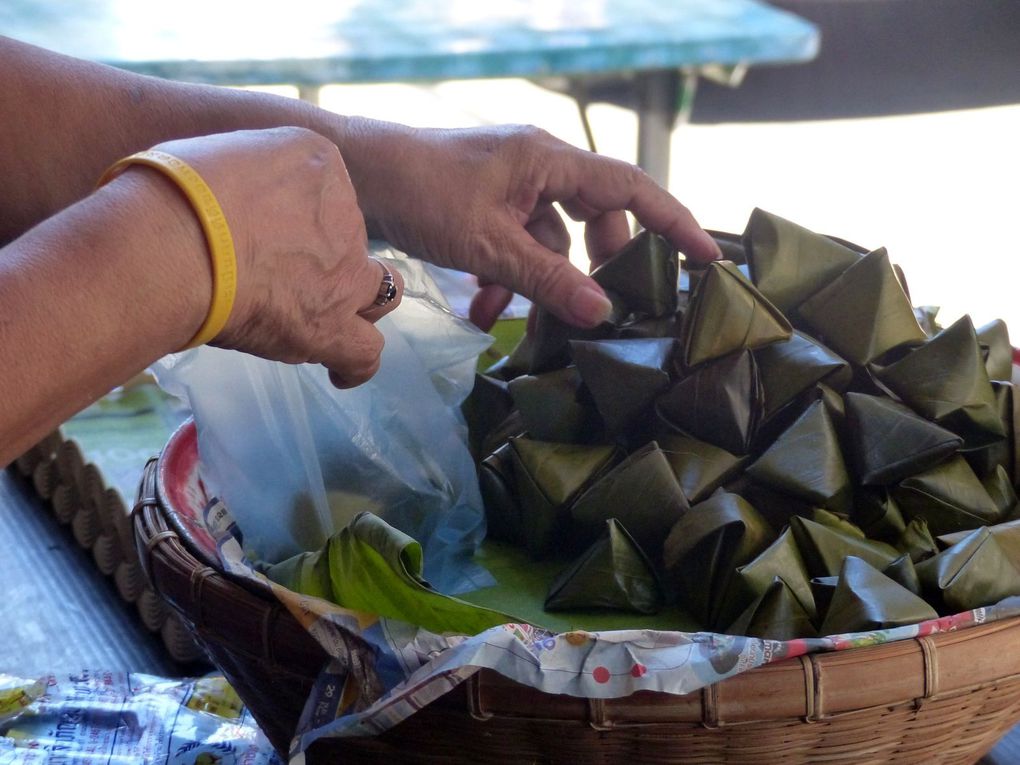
<box><xmin>101</xmin><ymin>168</ymin><xmax>214</xmax><ymax>351</ymax></box>
<box><xmin>330</xmin><ymin>116</ymin><xmax>417</xmax><ymax>241</ymax></box>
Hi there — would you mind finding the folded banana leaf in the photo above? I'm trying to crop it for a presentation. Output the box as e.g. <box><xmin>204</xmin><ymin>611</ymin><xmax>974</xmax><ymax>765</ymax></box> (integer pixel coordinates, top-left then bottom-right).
<box><xmin>883</xmin><ymin>554</ymin><xmax>923</xmax><ymax>595</ymax></box>
<box><xmin>656</xmin><ymin>350</ymin><xmax>762</xmax><ymax>455</ymax></box>
<box><xmin>810</xmin><ymin>576</ymin><xmax>838</xmax><ymax>619</ymax></box>
<box><xmin>570</xmin><ymin>338</ymin><xmax>676</xmax><ymax>435</ymax></box>
<box><xmin>756</xmin><ymin>381</ymin><xmax>849</xmax><ymax>453</ymax></box>
<box><xmin>733</xmin><ymin>526</ymin><xmax>816</xmax><ymax>621</ymax></box>
<box><xmin>845</xmin><ymin>392</ymin><xmax>962</xmax><ymax>486</ymax></box>
<box><xmin>755</xmin><ymin>331</ymin><xmax>851</xmax><ymax>422</ymax></box>
<box><xmin>811</xmin><ymin>507</ymin><xmax>867</xmax><ymax>539</ymax></box>
<box><xmin>982</xmin><ymin>464</ymin><xmax>1019</xmax><ymax>519</ymax></box>
<box><xmin>916</xmin><ymin>527</ymin><xmax>1020</xmax><ymax>613</ymax></box>
<box><xmin>789</xmin><ymin>515</ymin><xmax>900</xmax><ymax>577</ymax></box>
<box><xmin>479</xmin><ymin>442</ymin><xmax>523</xmax><ymax>545</ymax></box>
<box><xmin>571</xmin><ymin>441</ymin><xmax>689</xmax><ymax>563</ymax></box>
<box><xmin>545</xmin><ymin>519</ymin><xmax>663</xmax><ymax>614</ymax></box>
<box><xmin>507</xmin><ymin>366</ymin><xmax>600</xmax><ymax>444</ymax></box>
<box><xmin>895</xmin><ymin>517</ymin><xmax>939</xmax><ymax>563</ymax></box>
<box><xmin>977</xmin><ymin>319</ymin><xmax>1013</xmax><ymax>382</ymax></box>
<box><xmin>874</xmin><ymin>315</ymin><xmax>1005</xmax><ymax>449</ymax></box>
<box><xmin>745</xmin><ymin>400</ymin><xmax>852</xmax><ymax>513</ymax></box>
<box><xmin>798</xmin><ymin>248</ymin><xmax>926</xmax><ymax>366</ymax></box>
<box><xmin>486</xmin><ymin>329</ymin><xmax>534</xmax><ymax>381</ymax></box>
<box><xmin>267</xmin><ymin>512</ymin><xmax>519</xmax><ymax>635</ymax></box>
<box><xmin>726</xmin><ymin>576</ymin><xmax>818</xmax><ymax>640</ymax></box>
<box><xmin>818</xmin><ymin>556</ymin><xmax>938</xmax><ymax>635</ymax></box>
<box><xmin>508</xmin><ymin>437</ymin><xmax>622</xmax><ymax>558</ymax></box>
<box><xmin>526</xmin><ymin>305</ymin><xmax>616</xmax><ymax>375</ymax></box>
<box><xmin>616</xmin><ymin>313</ymin><xmax>680</xmax><ymax>340</ymax></box>
<box><xmin>589</xmin><ymin>229</ymin><xmax>679</xmax><ymax>319</ymax></box>
<box><xmin>939</xmin><ymin>517</ymin><xmax>1020</xmax><ymax>570</ymax></box>
<box><xmin>851</xmin><ymin>487</ymin><xmax>908</xmax><ymax>543</ymax></box>
<box><xmin>963</xmin><ymin>381</ymin><xmax>1016</xmax><ymax>481</ymax></box>
<box><xmin>463</xmin><ymin>540</ymin><xmax>696</xmax><ymax>632</ymax></box>
<box><xmin>663</xmin><ymin>490</ymin><xmax>776</xmax><ymax>629</ymax></box>
<box><xmin>462</xmin><ymin>373</ymin><xmax>514</xmax><ymax>460</ymax></box>
<box><xmin>681</xmin><ymin>260</ymin><xmax>792</xmax><ymax>368</ymax></box>
<box><xmin>742</xmin><ymin>208</ymin><xmax>862</xmax><ymax>314</ymax></box>
<box><xmin>892</xmin><ymin>455</ymin><xmax>1003</xmax><ymax>536</ymax></box>
<box><xmin>724</xmin><ymin>474</ymin><xmax>816</xmax><ymax>533</ymax></box>
<box><xmin>657</xmin><ymin>433</ymin><xmax>748</xmax><ymax>504</ymax></box>
<box><xmin>463</xmin><ymin>219</ymin><xmax>1019</xmax><ymax>638</ymax></box>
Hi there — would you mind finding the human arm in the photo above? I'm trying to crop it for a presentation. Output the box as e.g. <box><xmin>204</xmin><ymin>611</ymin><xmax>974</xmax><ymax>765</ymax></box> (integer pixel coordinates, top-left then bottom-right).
<box><xmin>0</xmin><ymin>127</ymin><xmax>397</xmax><ymax>467</ymax></box>
<box><xmin>1</xmin><ymin>36</ymin><xmax>720</xmax><ymax>331</ymax></box>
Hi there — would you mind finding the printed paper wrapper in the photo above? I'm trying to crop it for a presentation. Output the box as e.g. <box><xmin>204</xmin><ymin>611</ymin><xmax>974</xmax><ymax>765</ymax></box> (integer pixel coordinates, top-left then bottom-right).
<box><xmin>0</xmin><ymin>671</ymin><xmax>280</xmax><ymax>764</ymax></box>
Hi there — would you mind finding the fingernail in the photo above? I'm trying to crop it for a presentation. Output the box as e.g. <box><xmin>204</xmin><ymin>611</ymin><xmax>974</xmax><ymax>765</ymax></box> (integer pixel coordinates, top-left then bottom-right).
<box><xmin>702</xmin><ymin>229</ymin><xmax>724</xmax><ymax>260</ymax></box>
<box><xmin>567</xmin><ymin>285</ymin><xmax>613</xmax><ymax>327</ymax></box>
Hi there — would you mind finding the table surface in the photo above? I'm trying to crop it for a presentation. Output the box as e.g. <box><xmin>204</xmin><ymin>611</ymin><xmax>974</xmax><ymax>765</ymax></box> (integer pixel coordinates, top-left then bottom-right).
<box><xmin>1</xmin><ymin>0</ymin><xmax>818</xmax><ymax>85</ymax></box>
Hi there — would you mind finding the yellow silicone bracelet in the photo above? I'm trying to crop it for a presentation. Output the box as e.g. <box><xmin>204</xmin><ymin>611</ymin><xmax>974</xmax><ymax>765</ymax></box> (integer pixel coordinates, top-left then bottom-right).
<box><xmin>97</xmin><ymin>150</ymin><xmax>237</xmax><ymax>350</ymax></box>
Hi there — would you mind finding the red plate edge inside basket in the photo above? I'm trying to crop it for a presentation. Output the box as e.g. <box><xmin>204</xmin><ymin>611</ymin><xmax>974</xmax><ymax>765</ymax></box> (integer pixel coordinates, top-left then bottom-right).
<box><xmin>157</xmin><ymin>418</ymin><xmax>219</xmax><ymax>559</ymax></box>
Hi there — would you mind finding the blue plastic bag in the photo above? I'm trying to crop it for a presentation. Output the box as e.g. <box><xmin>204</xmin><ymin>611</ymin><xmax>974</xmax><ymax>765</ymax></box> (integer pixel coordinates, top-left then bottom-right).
<box><xmin>154</xmin><ymin>251</ymin><xmax>493</xmax><ymax>594</ymax></box>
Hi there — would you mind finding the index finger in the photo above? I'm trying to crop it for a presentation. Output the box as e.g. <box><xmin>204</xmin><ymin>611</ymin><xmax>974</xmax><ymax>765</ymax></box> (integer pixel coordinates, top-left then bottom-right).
<box><xmin>541</xmin><ymin>147</ymin><xmax>722</xmax><ymax>265</ymax></box>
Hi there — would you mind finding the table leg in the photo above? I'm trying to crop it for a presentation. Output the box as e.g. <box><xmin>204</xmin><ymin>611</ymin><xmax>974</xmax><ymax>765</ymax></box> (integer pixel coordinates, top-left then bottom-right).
<box><xmin>297</xmin><ymin>85</ymin><xmax>321</xmax><ymax>106</ymax></box>
<box><xmin>635</xmin><ymin>69</ymin><xmax>698</xmax><ymax>190</ymax></box>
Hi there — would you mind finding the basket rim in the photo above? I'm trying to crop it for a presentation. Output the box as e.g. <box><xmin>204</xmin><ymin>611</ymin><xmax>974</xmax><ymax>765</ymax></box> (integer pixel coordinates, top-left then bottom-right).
<box><xmin>135</xmin><ymin>452</ymin><xmax>1020</xmax><ymax>730</ymax></box>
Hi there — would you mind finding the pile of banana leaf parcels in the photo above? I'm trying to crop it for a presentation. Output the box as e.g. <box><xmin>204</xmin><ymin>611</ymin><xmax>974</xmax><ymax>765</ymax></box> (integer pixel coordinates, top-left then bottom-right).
<box><xmin>464</xmin><ymin>209</ymin><xmax>1020</xmax><ymax>639</ymax></box>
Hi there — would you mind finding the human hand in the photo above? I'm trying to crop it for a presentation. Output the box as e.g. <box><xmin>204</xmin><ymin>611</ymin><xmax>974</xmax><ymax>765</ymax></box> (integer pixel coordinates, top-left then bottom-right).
<box><xmin>147</xmin><ymin>127</ymin><xmax>402</xmax><ymax>387</ymax></box>
<box><xmin>344</xmin><ymin>123</ymin><xmax>720</xmax><ymax>331</ymax></box>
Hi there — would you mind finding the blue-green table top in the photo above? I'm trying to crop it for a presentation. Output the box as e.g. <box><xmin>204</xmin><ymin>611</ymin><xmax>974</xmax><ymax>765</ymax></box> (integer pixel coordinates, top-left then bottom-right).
<box><xmin>2</xmin><ymin>0</ymin><xmax>818</xmax><ymax>85</ymax></box>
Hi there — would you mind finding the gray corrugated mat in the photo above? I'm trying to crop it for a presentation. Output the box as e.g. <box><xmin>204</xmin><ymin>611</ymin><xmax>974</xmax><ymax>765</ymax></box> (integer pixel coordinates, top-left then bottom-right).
<box><xmin>0</xmin><ymin>469</ymin><xmax>192</xmax><ymax>676</ymax></box>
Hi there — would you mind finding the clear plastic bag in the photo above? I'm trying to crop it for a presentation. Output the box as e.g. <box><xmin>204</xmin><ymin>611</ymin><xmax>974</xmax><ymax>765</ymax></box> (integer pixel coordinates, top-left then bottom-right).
<box><xmin>154</xmin><ymin>251</ymin><xmax>493</xmax><ymax>593</ymax></box>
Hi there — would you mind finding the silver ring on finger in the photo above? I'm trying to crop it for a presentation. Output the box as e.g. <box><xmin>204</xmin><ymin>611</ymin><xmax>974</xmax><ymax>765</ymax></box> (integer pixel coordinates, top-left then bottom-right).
<box><xmin>372</xmin><ymin>259</ymin><xmax>399</xmax><ymax>307</ymax></box>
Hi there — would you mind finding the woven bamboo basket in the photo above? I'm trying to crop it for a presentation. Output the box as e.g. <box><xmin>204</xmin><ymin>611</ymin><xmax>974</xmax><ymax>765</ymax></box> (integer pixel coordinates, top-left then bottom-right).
<box><xmin>133</xmin><ymin>420</ymin><xmax>1020</xmax><ymax>763</ymax></box>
